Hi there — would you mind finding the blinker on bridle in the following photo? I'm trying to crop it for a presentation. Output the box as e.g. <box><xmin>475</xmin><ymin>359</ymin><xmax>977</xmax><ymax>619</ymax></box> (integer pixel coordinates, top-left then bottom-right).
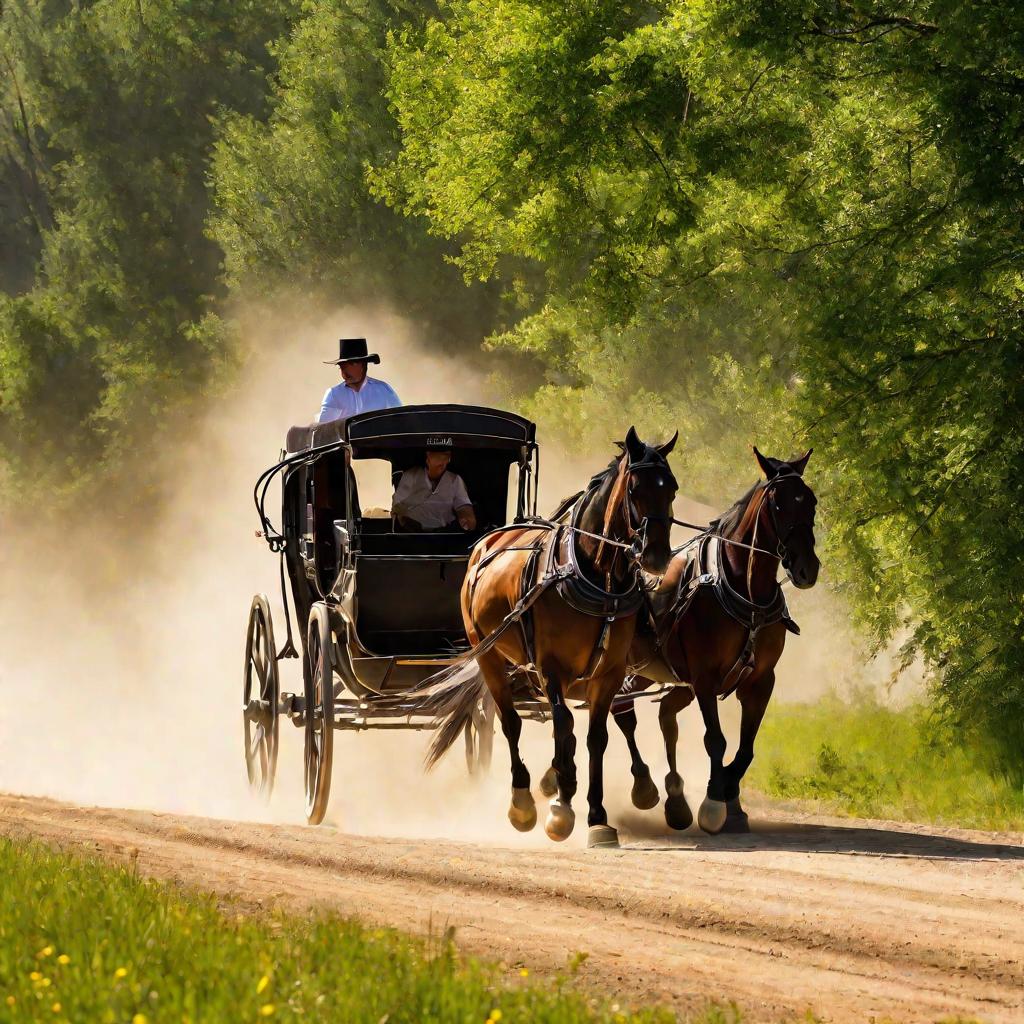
<box><xmin>621</xmin><ymin>453</ymin><xmax>678</xmax><ymax>556</ymax></box>
<box><xmin>761</xmin><ymin>470</ymin><xmax>814</xmax><ymax>567</ymax></box>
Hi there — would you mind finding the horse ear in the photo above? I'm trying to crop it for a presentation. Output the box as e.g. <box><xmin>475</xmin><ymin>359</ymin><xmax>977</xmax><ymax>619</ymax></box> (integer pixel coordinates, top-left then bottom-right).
<box><xmin>624</xmin><ymin>426</ymin><xmax>644</xmax><ymax>462</ymax></box>
<box><xmin>657</xmin><ymin>430</ymin><xmax>679</xmax><ymax>457</ymax></box>
<box><xmin>753</xmin><ymin>446</ymin><xmax>779</xmax><ymax>479</ymax></box>
<box><xmin>790</xmin><ymin>448</ymin><xmax>813</xmax><ymax>476</ymax></box>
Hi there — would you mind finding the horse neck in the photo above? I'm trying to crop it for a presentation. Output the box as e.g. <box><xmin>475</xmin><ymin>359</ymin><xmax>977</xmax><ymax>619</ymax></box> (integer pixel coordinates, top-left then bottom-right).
<box><xmin>576</xmin><ymin>460</ymin><xmax>632</xmax><ymax>587</ymax></box>
<box><xmin>721</xmin><ymin>486</ymin><xmax>780</xmax><ymax>605</ymax></box>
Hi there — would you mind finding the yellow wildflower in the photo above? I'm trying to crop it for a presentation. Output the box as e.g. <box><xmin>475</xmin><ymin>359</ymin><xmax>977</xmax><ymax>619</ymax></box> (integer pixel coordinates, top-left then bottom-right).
<box><xmin>57</xmin><ymin>955</ymin><xmax>71</xmax><ymax>965</ymax></box>
<box><xmin>41</xmin><ymin>978</ymin><xmax>52</xmax><ymax>987</ymax></box>
<box><xmin>6</xmin><ymin>996</ymin><xmax>16</xmax><ymax>1007</ymax></box>
<box><xmin>38</xmin><ymin>946</ymin><xmax>54</xmax><ymax>959</ymax></box>
<box><xmin>259</xmin><ymin>1005</ymin><xmax>275</xmax><ymax>1017</ymax></box>
<box><xmin>490</xmin><ymin>1012</ymin><xmax>502</xmax><ymax>1023</ymax></box>
<box><xmin>519</xmin><ymin>967</ymin><xmax>529</xmax><ymax>977</ymax></box>
<box><xmin>29</xmin><ymin>971</ymin><xmax>43</xmax><ymax>982</ymax></box>
<box><xmin>51</xmin><ymin>1003</ymin><xmax>61</xmax><ymax>1013</ymax></box>
<box><xmin>133</xmin><ymin>1014</ymin><xmax>148</xmax><ymax>1024</ymax></box>
<box><xmin>257</xmin><ymin>975</ymin><xmax>270</xmax><ymax>994</ymax></box>
<box><xmin>114</xmin><ymin>967</ymin><xmax>128</xmax><ymax>980</ymax></box>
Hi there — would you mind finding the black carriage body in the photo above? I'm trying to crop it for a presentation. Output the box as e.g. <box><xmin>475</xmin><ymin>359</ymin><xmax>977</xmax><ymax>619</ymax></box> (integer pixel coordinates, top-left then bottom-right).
<box><xmin>274</xmin><ymin>405</ymin><xmax>537</xmax><ymax>701</ymax></box>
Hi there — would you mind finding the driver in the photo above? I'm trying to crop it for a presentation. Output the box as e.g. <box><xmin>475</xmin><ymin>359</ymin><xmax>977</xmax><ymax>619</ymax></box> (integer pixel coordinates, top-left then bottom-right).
<box><xmin>392</xmin><ymin>447</ymin><xmax>477</xmax><ymax>532</ymax></box>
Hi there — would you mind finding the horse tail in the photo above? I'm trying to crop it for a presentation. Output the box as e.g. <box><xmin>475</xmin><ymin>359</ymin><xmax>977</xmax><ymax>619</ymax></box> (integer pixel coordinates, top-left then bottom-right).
<box><xmin>420</xmin><ymin>660</ymin><xmax>489</xmax><ymax>770</ymax></box>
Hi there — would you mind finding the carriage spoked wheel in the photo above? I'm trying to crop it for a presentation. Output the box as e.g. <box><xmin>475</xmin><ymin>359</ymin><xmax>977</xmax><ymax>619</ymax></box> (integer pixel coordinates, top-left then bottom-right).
<box><xmin>243</xmin><ymin>594</ymin><xmax>280</xmax><ymax>798</ymax></box>
<box><xmin>464</xmin><ymin>692</ymin><xmax>495</xmax><ymax>776</ymax></box>
<box><xmin>303</xmin><ymin>603</ymin><xmax>335</xmax><ymax>825</ymax></box>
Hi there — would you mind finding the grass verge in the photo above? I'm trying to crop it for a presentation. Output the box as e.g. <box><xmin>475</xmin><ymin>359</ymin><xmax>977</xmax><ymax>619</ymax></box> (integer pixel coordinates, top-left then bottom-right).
<box><xmin>0</xmin><ymin>836</ymin><xmax>720</xmax><ymax>1024</ymax></box>
<box><xmin>746</xmin><ymin>694</ymin><xmax>1024</xmax><ymax>831</ymax></box>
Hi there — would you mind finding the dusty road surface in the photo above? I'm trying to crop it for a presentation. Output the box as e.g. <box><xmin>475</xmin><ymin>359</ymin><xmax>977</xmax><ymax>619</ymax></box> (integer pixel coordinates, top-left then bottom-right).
<box><xmin>2</xmin><ymin>793</ymin><xmax>1021</xmax><ymax>1023</ymax></box>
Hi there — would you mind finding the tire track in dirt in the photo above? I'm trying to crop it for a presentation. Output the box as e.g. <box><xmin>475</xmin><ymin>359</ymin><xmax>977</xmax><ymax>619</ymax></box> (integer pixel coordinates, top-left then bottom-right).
<box><xmin>2</xmin><ymin>794</ymin><xmax>1021</xmax><ymax>1022</ymax></box>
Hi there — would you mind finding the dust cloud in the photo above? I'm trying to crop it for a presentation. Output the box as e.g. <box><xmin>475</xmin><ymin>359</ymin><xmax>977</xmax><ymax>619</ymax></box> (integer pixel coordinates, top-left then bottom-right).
<box><xmin>0</xmin><ymin>300</ymin><xmax>909</xmax><ymax>846</ymax></box>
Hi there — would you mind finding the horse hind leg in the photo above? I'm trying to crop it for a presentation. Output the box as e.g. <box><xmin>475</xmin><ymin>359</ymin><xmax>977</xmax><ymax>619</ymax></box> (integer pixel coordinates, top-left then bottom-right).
<box><xmin>479</xmin><ymin>649</ymin><xmax>536</xmax><ymax>832</ymax></box>
<box><xmin>694</xmin><ymin>681</ymin><xmax>730</xmax><ymax>835</ymax></box>
<box><xmin>721</xmin><ymin>670</ymin><xmax>776</xmax><ymax>834</ymax></box>
<box><xmin>543</xmin><ymin>678</ymin><xmax>577</xmax><ymax>841</ymax></box>
<box><xmin>612</xmin><ymin>699</ymin><xmax>659</xmax><ymax>810</ymax></box>
<box><xmin>584</xmin><ymin>676</ymin><xmax>620</xmax><ymax>849</ymax></box>
<box><xmin>659</xmin><ymin>685</ymin><xmax>695</xmax><ymax>830</ymax></box>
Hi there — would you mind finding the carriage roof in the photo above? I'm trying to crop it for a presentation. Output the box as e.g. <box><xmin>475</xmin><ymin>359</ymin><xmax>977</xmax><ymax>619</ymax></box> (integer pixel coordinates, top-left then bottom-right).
<box><xmin>285</xmin><ymin>404</ymin><xmax>536</xmax><ymax>460</ymax></box>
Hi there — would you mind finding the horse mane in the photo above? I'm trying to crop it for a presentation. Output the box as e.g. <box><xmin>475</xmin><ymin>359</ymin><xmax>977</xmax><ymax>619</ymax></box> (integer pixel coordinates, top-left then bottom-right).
<box><xmin>710</xmin><ymin>480</ymin><xmax>762</xmax><ymax>537</ymax></box>
<box><xmin>587</xmin><ymin>457</ymin><xmax>621</xmax><ymax>492</ymax></box>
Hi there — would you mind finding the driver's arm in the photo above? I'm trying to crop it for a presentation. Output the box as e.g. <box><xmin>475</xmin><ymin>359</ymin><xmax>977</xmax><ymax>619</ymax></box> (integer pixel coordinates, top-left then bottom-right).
<box><xmin>455</xmin><ymin>504</ymin><xmax>476</xmax><ymax>531</ymax></box>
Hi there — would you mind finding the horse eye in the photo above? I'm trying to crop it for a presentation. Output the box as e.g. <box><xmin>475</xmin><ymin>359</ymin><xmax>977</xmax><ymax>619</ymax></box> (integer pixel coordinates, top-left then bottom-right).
<box><xmin>795</xmin><ymin>495</ymin><xmax>804</xmax><ymax>503</ymax></box>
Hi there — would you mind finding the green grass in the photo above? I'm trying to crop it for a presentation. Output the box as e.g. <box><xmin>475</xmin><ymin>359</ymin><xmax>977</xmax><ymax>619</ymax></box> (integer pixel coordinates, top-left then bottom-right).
<box><xmin>0</xmin><ymin>837</ymin><xmax>715</xmax><ymax>1024</ymax></box>
<box><xmin>747</xmin><ymin>695</ymin><xmax>1024</xmax><ymax>831</ymax></box>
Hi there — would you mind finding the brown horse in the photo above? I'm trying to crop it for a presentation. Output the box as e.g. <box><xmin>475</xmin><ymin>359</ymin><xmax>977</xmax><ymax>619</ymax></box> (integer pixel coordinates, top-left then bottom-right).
<box><xmin>420</xmin><ymin>427</ymin><xmax>678</xmax><ymax>848</ymax></box>
<box><xmin>616</xmin><ymin>448</ymin><xmax>819</xmax><ymax>834</ymax></box>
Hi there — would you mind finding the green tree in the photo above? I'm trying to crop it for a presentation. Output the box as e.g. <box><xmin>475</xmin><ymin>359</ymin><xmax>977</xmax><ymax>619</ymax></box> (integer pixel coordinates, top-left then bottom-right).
<box><xmin>0</xmin><ymin>0</ymin><xmax>294</xmax><ymax>496</ymax></box>
<box><xmin>382</xmin><ymin>1</ymin><xmax>1024</xmax><ymax>775</ymax></box>
<box><xmin>208</xmin><ymin>0</ymin><xmax>502</xmax><ymax>359</ymax></box>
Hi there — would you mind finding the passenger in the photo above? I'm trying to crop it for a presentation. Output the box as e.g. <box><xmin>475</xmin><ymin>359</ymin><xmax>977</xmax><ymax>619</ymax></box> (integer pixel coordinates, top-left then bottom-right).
<box><xmin>392</xmin><ymin>448</ymin><xmax>477</xmax><ymax>532</ymax></box>
<box><xmin>317</xmin><ymin>337</ymin><xmax>401</xmax><ymax>423</ymax></box>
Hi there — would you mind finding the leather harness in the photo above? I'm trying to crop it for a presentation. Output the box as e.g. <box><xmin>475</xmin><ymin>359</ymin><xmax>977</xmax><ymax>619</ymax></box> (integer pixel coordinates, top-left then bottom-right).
<box><xmin>461</xmin><ymin>463</ymin><xmax>659</xmax><ymax>688</ymax></box>
<box><xmin>639</xmin><ymin>530</ymin><xmax>800</xmax><ymax>701</ymax></box>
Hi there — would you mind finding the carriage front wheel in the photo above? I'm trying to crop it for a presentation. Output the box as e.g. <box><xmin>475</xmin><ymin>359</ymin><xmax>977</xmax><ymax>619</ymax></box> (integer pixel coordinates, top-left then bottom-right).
<box><xmin>243</xmin><ymin>594</ymin><xmax>280</xmax><ymax>798</ymax></box>
<box><xmin>303</xmin><ymin>603</ymin><xmax>335</xmax><ymax>825</ymax></box>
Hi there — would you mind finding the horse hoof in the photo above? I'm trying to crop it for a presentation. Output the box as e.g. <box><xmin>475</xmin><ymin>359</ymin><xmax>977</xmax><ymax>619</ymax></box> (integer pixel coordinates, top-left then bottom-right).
<box><xmin>664</xmin><ymin>793</ymin><xmax>693</xmax><ymax>831</ymax></box>
<box><xmin>698</xmin><ymin>797</ymin><xmax>728</xmax><ymax>835</ymax></box>
<box><xmin>539</xmin><ymin>766</ymin><xmax>559</xmax><ymax>799</ymax></box>
<box><xmin>631</xmin><ymin>774</ymin><xmax>660</xmax><ymax>810</ymax></box>
<box><xmin>544</xmin><ymin>800</ymin><xmax>576</xmax><ymax>842</ymax></box>
<box><xmin>587</xmin><ymin>824</ymin><xmax>619</xmax><ymax>849</ymax></box>
<box><xmin>508</xmin><ymin>788</ymin><xmax>537</xmax><ymax>832</ymax></box>
<box><xmin>722</xmin><ymin>798</ymin><xmax>750</xmax><ymax>834</ymax></box>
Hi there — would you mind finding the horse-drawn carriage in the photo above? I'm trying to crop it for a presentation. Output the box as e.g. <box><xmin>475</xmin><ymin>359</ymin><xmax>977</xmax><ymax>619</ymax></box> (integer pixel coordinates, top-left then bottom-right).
<box><xmin>242</xmin><ymin>404</ymin><xmax>541</xmax><ymax>823</ymax></box>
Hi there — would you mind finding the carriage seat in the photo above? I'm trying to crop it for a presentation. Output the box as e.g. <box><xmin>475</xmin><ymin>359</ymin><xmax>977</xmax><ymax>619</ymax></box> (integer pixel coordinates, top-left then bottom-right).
<box><xmin>285</xmin><ymin>419</ymin><xmax>346</xmax><ymax>453</ymax></box>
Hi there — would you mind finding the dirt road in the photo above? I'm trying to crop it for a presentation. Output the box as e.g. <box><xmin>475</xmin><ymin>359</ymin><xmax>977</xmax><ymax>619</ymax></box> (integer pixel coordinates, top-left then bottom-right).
<box><xmin>1</xmin><ymin>793</ymin><xmax>1021</xmax><ymax>1022</ymax></box>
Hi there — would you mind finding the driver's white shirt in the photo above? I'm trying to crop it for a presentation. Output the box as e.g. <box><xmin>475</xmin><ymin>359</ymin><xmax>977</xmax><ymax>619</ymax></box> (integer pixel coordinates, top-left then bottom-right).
<box><xmin>317</xmin><ymin>376</ymin><xmax>401</xmax><ymax>423</ymax></box>
<box><xmin>392</xmin><ymin>468</ymin><xmax>471</xmax><ymax>529</ymax></box>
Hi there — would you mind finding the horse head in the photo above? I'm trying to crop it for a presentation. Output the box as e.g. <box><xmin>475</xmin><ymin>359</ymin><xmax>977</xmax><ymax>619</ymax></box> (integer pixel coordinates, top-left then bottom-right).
<box><xmin>753</xmin><ymin>446</ymin><xmax>819</xmax><ymax>589</ymax></box>
<box><xmin>618</xmin><ymin>426</ymin><xmax>679</xmax><ymax>575</ymax></box>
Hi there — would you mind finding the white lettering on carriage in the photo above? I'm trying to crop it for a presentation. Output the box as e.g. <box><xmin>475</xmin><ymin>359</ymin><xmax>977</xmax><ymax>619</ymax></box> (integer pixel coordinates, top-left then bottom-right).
<box><xmin>427</xmin><ymin>436</ymin><xmax>453</xmax><ymax>446</ymax></box>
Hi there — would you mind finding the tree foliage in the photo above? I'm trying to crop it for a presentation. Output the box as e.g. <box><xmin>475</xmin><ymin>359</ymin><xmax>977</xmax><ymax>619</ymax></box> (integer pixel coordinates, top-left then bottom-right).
<box><xmin>0</xmin><ymin>0</ymin><xmax>294</xmax><ymax>493</ymax></box>
<box><xmin>382</xmin><ymin>0</ymin><xmax>1024</xmax><ymax>774</ymax></box>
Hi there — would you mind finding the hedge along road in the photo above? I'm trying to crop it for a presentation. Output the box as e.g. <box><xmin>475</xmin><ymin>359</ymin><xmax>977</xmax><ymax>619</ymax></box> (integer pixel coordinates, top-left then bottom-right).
<box><xmin>1</xmin><ymin>793</ymin><xmax>1021</xmax><ymax>1023</ymax></box>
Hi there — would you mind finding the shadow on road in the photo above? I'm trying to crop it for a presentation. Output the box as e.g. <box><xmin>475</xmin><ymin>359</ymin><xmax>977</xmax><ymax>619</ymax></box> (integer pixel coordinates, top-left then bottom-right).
<box><xmin>618</xmin><ymin>815</ymin><xmax>1024</xmax><ymax>861</ymax></box>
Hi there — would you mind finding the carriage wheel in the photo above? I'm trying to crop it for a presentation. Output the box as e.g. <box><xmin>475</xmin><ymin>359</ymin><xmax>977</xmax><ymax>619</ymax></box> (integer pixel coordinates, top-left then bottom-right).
<box><xmin>464</xmin><ymin>691</ymin><xmax>495</xmax><ymax>776</ymax></box>
<box><xmin>303</xmin><ymin>603</ymin><xmax>335</xmax><ymax>825</ymax></box>
<box><xmin>243</xmin><ymin>594</ymin><xmax>280</xmax><ymax>798</ymax></box>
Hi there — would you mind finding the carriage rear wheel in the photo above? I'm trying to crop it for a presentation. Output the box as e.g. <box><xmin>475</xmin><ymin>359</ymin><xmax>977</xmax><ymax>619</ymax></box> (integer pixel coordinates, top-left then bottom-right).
<box><xmin>243</xmin><ymin>594</ymin><xmax>279</xmax><ymax>798</ymax></box>
<box><xmin>303</xmin><ymin>603</ymin><xmax>335</xmax><ymax>825</ymax></box>
<box><xmin>464</xmin><ymin>692</ymin><xmax>495</xmax><ymax>775</ymax></box>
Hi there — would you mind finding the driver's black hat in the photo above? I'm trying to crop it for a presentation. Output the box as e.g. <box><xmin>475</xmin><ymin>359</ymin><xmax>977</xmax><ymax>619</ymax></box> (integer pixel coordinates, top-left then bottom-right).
<box><xmin>324</xmin><ymin>337</ymin><xmax>380</xmax><ymax>365</ymax></box>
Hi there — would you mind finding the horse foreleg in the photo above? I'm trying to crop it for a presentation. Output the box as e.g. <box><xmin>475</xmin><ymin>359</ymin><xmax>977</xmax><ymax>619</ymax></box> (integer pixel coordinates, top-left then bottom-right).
<box><xmin>584</xmin><ymin>678</ymin><xmax>619</xmax><ymax>848</ymax></box>
<box><xmin>612</xmin><ymin>698</ymin><xmax>659</xmax><ymax>810</ymax></box>
<box><xmin>543</xmin><ymin>678</ymin><xmax>577</xmax><ymax>841</ymax></box>
<box><xmin>658</xmin><ymin>685</ymin><xmax>695</xmax><ymax>829</ymax></box>
<box><xmin>479</xmin><ymin>649</ymin><xmax>535</xmax><ymax>832</ymax></box>
<box><xmin>695</xmin><ymin>680</ymin><xmax>730</xmax><ymax>835</ymax></box>
<box><xmin>721</xmin><ymin>670</ymin><xmax>776</xmax><ymax>833</ymax></box>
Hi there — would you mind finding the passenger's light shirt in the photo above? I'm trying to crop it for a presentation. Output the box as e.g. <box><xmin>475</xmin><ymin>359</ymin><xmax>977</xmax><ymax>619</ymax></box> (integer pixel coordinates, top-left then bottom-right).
<box><xmin>392</xmin><ymin>468</ymin><xmax>472</xmax><ymax>530</ymax></box>
<box><xmin>317</xmin><ymin>376</ymin><xmax>401</xmax><ymax>423</ymax></box>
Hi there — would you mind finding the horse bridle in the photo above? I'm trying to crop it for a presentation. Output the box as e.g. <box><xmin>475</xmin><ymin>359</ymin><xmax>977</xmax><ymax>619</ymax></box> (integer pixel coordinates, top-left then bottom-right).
<box><xmin>751</xmin><ymin>471</ymin><xmax>815</xmax><ymax>576</ymax></box>
<box><xmin>622</xmin><ymin>454</ymin><xmax>678</xmax><ymax>554</ymax></box>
